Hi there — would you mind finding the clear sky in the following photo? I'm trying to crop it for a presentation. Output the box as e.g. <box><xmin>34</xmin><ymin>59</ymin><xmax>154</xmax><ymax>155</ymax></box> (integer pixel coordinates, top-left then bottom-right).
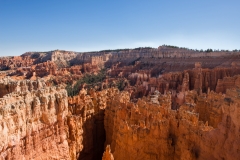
<box><xmin>0</xmin><ymin>0</ymin><xmax>240</xmax><ymax>56</ymax></box>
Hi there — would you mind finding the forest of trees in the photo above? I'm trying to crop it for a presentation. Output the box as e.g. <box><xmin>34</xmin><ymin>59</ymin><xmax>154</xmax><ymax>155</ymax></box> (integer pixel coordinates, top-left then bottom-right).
<box><xmin>66</xmin><ymin>69</ymin><xmax>107</xmax><ymax>97</ymax></box>
<box><xmin>162</xmin><ymin>44</ymin><xmax>240</xmax><ymax>52</ymax></box>
<box><xmin>98</xmin><ymin>47</ymin><xmax>153</xmax><ymax>53</ymax></box>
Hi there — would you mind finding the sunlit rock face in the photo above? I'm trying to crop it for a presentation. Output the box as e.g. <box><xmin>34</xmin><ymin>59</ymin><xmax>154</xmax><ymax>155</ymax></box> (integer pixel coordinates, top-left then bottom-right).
<box><xmin>102</xmin><ymin>145</ymin><xmax>114</xmax><ymax>160</ymax></box>
<box><xmin>0</xmin><ymin>72</ymin><xmax>117</xmax><ymax>160</ymax></box>
<box><xmin>0</xmin><ymin>75</ymin><xmax>119</xmax><ymax>160</ymax></box>
<box><xmin>118</xmin><ymin>62</ymin><xmax>240</xmax><ymax>111</ymax></box>
<box><xmin>0</xmin><ymin>78</ymin><xmax>69</xmax><ymax>159</ymax></box>
<box><xmin>104</xmin><ymin>89</ymin><xmax>240</xmax><ymax>160</ymax></box>
<box><xmin>2</xmin><ymin>77</ymin><xmax>240</xmax><ymax>160</ymax></box>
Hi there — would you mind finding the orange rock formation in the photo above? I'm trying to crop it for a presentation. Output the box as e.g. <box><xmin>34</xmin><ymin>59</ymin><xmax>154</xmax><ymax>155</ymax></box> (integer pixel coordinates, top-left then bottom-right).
<box><xmin>1</xmin><ymin>46</ymin><xmax>240</xmax><ymax>160</ymax></box>
<box><xmin>102</xmin><ymin>145</ymin><xmax>114</xmax><ymax>160</ymax></box>
<box><xmin>0</xmin><ymin>78</ymin><xmax>69</xmax><ymax>159</ymax></box>
<box><xmin>104</xmin><ymin>88</ymin><xmax>240</xmax><ymax>159</ymax></box>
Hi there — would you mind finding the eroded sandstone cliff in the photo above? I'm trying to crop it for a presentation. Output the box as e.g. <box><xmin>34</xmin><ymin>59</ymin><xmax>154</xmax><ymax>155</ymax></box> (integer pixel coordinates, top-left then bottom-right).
<box><xmin>67</xmin><ymin>88</ymin><xmax>119</xmax><ymax>160</ymax></box>
<box><xmin>0</xmin><ymin>78</ymin><xmax>69</xmax><ymax>159</ymax></box>
<box><xmin>0</xmin><ymin>77</ymin><xmax>120</xmax><ymax>160</ymax></box>
<box><xmin>104</xmin><ymin>88</ymin><xmax>240</xmax><ymax>160</ymax></box>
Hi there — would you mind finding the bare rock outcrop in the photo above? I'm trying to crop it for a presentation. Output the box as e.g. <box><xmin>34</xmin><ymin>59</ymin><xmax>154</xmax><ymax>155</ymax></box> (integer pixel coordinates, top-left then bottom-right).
<box><xmin>104</xmin><ymin>88</ymin><xmax>240</xmax><ymax>160</ymax></box>
<box><xmin>0</xmin><ymin>78</ymin><xmax>69</xmax><ymax>159</ymax></box>
<box><xmin>0</xmin><ymin>76</ymin><xmax>120</xmax><ymax>160</ymax></box>
<box><xmin>68</xmin><ymin>88</ymin><xmax>119</xmax><ymax>160</ymax></box>
<box><xmin>0</xmin><ymin>77</ymin><xmax>18</xmax><ymax>98</ymax></box>
<box><xmin>102</xmin><ymin>145</ymin><xmax>114</xmax><ymax>160</ymax></box>
<box><xmin>0</xmin><ymin>56</ymin><xmax>34</xmax><ymax>71</ymax></box>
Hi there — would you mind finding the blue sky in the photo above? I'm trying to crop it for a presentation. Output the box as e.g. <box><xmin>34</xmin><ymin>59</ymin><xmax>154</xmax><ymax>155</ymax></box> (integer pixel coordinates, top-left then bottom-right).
<box><xmin>0</xmin><ymin>0</ymin><xmax>240</xmax><ymax>56</ymax></box>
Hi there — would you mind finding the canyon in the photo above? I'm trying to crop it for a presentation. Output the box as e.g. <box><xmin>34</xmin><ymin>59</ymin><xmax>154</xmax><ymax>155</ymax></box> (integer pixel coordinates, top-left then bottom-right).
<box><xmin>1</xmin><ymin>46</ymin><xmax>240</xmax><ymax>160</ymax></box>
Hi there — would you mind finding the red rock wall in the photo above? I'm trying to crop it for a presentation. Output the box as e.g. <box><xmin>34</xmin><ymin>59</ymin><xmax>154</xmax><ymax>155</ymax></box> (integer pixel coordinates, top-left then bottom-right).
<box><xmin>68</xmin><ymin>88</ymin><xmax>119</xmax><ymax>160</ymax></box>
<box><xmin>0</xmin><ymin>79</ymin><xmax>70</xmax><ymax>159</ymax></box>
<box><xmin>104</xmin><ymin>89</ymin><xmax>240</xmax><ymax>160</ymax></box>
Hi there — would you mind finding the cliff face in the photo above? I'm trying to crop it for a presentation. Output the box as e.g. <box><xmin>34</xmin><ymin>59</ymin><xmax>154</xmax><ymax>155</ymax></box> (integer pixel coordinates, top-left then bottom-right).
<box><xmin>124</xmin><ymin>64</ymin><xmax>240</xmax><ymax>110</ymax></box>
<box><xmin>3</xmin><ymin>47</ymin><xmax>240</xmax><ymax>73</ymax></box>
<box><xmin>67</xmin><ymin>88</ymin><xmax>119</xmax><ymax>160</ymax></box>
<box><xmin>104</xmin><ymin>89</ymin><xmax>240</xmax><ymax>160</ymax></box>
<box><xmin>2</xmin><ymin>76</ymin><xmax>240</xmax><ymax>160</ymax></box>
<box><xmin>136</xmin><ymin>67</ymin><xmax>240</xmax><ymax>94</ymax></box>
<box><xmin>0</xmin><ymin>77</ymin><xmax>18</xmax><ymax>98</ymax></box>
<box><xmin>1</xmin><ymin>76</ymin><xmax>240</xmax><ymax>160</ymax></box>
<box><xmin>0</xmin><ymin>76</ymin><xmax>120</xmax><ymax>160</ymax></box>
<box><xmin>0</xmin><ymin>79</ymin><xmax>69</xmax><ymax>159</ymax></box>
<box><xmin>0</xmin><ymin>56</ymin><xmax>34</xmax><ymax>71</ymax></box>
